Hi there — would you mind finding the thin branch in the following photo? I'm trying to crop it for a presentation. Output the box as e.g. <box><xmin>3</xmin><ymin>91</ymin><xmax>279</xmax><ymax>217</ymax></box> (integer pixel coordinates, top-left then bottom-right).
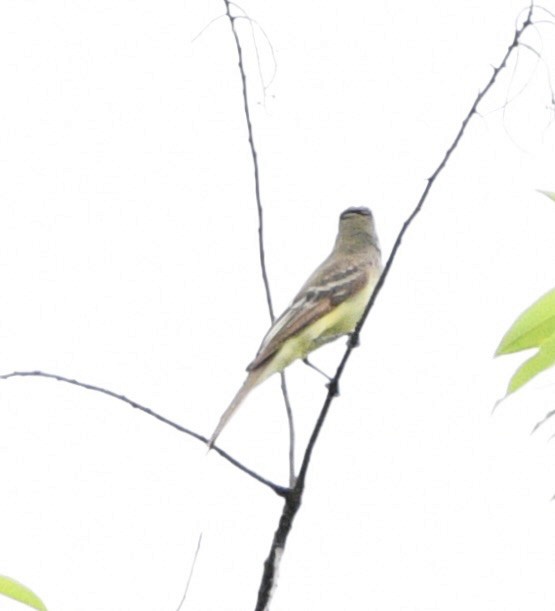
<box><xmin>234</xmin><ymin>14</ymin><xmax>278</xmax><ymax>100</ymax></box>
<box><xmin>191</xmin><ymin>13</ymin><xmax>227</xmax><ymax>43</ymax></box>
<box><xmin>519</xmin><ymin>42</ymin><xmax>555</xmax><ymax>129</ymax></box>
<box><xmin>279</xmin><ymin>372</ymin><xmax>296</xmax><ymax>486</ymax></box>
<box><xmin>531</xmin><ymin>4</ymin><xmax>554</xmax><ymax>21</ymax></box>
<box><xmin>532</xmin><ymin>408</ymin><xmax>555</xmax><ymax>433</ymax></box>
<box><xmin>351</xmin><ymin>4</ymin><xmax>535</xmax><ymax>353</ymax></box>
<box><xmin>223</xmin><ymin>0</ymin><xmax>273</xmax><ymax>319</ymax></box>
<box><xmin>175</xmin><ymin>533</ymin><xmax>203</xmax><ymax>611</ymax></box>
<box><xmin>223</xmin><ymin>0</ymin><xmax>296</xmax><ymax>483</ymax></box>
<box><xmin>230</xmin><ymin>2</ymin><xmax>278</xmax><ymax>94</ymax></box>
<box><xmin>254</xmin><ymin>5</ymin><xmax>535</xmax><ymax>609</ymax></box>
<box><xmin>0</xmin><ymin>370</ymin><xmax>288</xmax><ymax>497</ymax></box>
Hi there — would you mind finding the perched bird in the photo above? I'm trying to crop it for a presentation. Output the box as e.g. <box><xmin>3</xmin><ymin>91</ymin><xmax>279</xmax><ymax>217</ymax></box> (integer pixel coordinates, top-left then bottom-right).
<box><xmin>208</xmin><ymin>207</ymin><xmax>382</xmax><ymax>447</ymax></box>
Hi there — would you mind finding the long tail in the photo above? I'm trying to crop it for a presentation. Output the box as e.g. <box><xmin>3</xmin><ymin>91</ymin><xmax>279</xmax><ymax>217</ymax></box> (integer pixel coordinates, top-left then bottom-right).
<box><xmin>208</xmin><ymin>368</ymin><xmax>266</xmax><ymax>448</ymax></box>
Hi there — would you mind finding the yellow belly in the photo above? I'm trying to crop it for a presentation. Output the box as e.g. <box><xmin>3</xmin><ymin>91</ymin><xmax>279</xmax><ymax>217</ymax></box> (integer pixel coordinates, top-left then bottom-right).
<box><xmin>268</xmin><ymin>281</ymin><xmax>373</xmax><ymax>377</ymax></box>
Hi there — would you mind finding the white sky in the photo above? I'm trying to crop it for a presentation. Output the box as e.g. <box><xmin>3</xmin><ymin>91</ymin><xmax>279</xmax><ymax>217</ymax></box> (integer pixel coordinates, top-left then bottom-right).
<box><xmin>1</xmin><ymin>1</ymin><xmax>555</xmax><ymax>610</ymax></box>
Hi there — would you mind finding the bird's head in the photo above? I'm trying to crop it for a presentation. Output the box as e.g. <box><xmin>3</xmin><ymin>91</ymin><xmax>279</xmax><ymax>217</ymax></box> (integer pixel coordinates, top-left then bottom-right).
<box><xmin>336</xmin><ymin>206</ymin><xmax>380</xmax><ymax>253</ymax></box>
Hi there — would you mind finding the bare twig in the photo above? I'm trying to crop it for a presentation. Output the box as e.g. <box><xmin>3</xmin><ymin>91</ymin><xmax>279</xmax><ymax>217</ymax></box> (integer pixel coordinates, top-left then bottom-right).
<box><xmin>254</xmin><ymin>5</ymin><xmax>535</xmax><ymax>609</ymax></box>
<box><xmin>222</xmin><ymin>0</ymin><xmax>296</xmax><ymax>483</ymax></box>
<box><xmin>222</xmin><ymin>0</ymin><xmax>273</xmax><ymax>319</ymax></box>
<box><xmin>0</xmin><ymin>370</ymin><xmax>288</xmax><ymax>497</ymax></box>
<box><xmin>191</xmin><ymin>13</ymin><xmax>227</xmax><ymax>43</ymax></box>
<box><xmin>175</xmin><ymin>533</ymin><xmax>203</xmax><ymax>611</ymax></box>
<box><xmin>532</xmin><ymin>407</ymin><xmax>555</xmax><ymax>433</ymax></box>
<box><xmin>278</xmin><ymin>374</ymin><xmax>296</xmax><ymax>486</ymax></box>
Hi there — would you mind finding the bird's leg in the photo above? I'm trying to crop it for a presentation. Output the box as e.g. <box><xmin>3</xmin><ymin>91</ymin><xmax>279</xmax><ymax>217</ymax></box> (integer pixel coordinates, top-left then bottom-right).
<box><xmin>302</xmin><ymin>358</ymin><xmax>332</xmax><ymax>382</ymax></box>
<box><xmin>348</xmin><ymin>331</ymin><xmax>360</xmax><ymax>348</ymax></box>
<box><xmin>302</xmin><ymin>358</ymin><xmax>339</xmax><ymax>396</ymax></box>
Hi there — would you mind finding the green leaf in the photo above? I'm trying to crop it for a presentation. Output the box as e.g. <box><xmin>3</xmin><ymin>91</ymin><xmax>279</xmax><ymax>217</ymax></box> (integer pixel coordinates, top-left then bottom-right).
<box><xmin>505</xmin><ymin>332</ymin><xmax>555</xmax><ymax>395</ymax></box>
<box><xmin>537</xmin><ymin>189</ymin><xmax>555</xmax><ymax>202</ymax></box>
<box><xmin>495</xmin><ymin>191</ymin><xmax>555</xmax><ymax>397</ymax></box>
<box><xmin>495</xmin><ymin>288</ymin><xmax>555</xmax><ymax>355</ymax></box>
<box><xmin>0</xmin><ymin>575</ymin><xmax>48</xmax><ymax>611</ymax></box>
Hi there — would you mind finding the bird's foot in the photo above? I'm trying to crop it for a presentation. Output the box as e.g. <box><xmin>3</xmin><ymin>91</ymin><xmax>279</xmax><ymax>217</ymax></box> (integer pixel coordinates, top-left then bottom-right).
<box><xmin>302</xmin><ymin>358</ymin><xmax>332</xmax><ymax>382</ymax></box>
<box><xmin>326</xmin><ymin>378</ymin><xmax>340</xmax><ymax>397</ymax></box>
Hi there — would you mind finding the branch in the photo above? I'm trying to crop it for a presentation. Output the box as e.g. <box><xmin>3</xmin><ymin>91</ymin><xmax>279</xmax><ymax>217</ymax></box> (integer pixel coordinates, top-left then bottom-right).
<box><xmin>254</xmin><ymin>5</ymin><xmax>535</xmax><ymax>609</ymax></box>
<box><xmin>223</xmin><ymin>0</ymin><xmax>296</xmax><ymax>484</ymax></box>
<box><xmin>175</xmin><ymin>532</ymin><xmax>203</xmax><ymax>611</ymax></box>
<box><xmin>532</xmin><ymin>407</ymin><xmax>555</xmax><ymax>433</ymax></box>
<box><xmin>0</xmin><ymin>370</ymin><xmax>288</xmax><ymax>498</ymax></box>
<box><xmin>223</xmin><ymin>0</ymin><xmax>273</xmax><ymax>319</ymax></box>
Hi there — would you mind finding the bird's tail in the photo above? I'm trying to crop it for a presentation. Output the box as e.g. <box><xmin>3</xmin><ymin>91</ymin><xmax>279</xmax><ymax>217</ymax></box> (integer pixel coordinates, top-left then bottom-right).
<box><xmin>207</xmin><ymin>368</ymin><xmax>266</xmax><ymax>448</ymax></box>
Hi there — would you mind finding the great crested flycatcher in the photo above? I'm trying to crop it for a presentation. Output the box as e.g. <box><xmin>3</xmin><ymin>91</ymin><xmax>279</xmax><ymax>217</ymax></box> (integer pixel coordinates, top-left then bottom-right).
<box><xmin>209</xmin><ymin>206</ymin><xmax>382</xmax><ymax>447</ymax></box>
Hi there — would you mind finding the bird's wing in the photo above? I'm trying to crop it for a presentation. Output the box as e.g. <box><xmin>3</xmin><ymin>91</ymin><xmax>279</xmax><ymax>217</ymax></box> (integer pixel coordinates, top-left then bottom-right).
<box><xmin>246</xmin><ymin>260</ymin><xmax>368</xmax><ymax>371</ymax></box>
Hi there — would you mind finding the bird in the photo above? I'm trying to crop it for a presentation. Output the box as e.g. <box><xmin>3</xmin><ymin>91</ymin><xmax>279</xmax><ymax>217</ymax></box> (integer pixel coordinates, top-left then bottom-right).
<box><xmin>208</xmin><ymin>206</ymin><xmax>382</xmax><ymax>447</ymax></box>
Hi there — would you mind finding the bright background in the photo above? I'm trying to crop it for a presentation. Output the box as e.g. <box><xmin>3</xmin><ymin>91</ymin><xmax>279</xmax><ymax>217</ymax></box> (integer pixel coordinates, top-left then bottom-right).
<box><xmin>1</xmin><ymin>1</ymin><xmax>555</xmax><ymax>610</ymax></box>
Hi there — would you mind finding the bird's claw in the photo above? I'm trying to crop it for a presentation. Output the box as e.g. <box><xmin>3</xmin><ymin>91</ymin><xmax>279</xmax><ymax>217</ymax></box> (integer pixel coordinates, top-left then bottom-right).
<box><xmin>326</xmin><ymin>379</ymin><xmax>340</xmax><ymax>397</ymax></box>
<box><xmin>348</xmin><ymin>332</ymin><xmax>360</xmax><ymax>348</ymax></box>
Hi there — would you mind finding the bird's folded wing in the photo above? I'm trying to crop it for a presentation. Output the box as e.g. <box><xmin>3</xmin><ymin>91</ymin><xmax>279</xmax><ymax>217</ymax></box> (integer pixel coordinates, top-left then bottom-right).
<box><xmin>247</xmin><ymin>262</ymin><xmax>368</xmax><ymax>371</ymax></box>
